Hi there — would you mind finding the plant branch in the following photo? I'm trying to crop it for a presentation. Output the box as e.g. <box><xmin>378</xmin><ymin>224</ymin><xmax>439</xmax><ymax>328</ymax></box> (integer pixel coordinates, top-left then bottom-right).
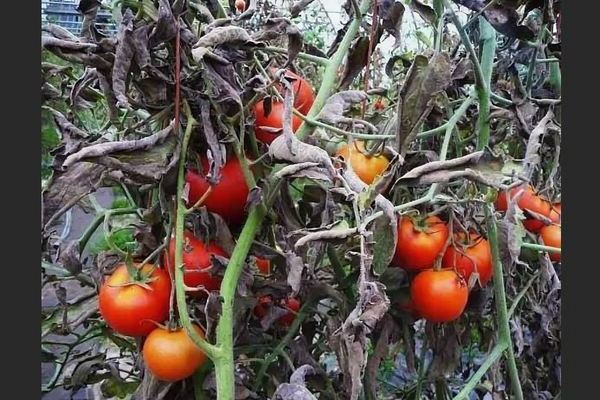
<box><xmin>295</xmin><ymin>0</ymin><xmax>372</xmax><ymax>140</ymax></box>
<box><xmin>521</xmin><ymin>242</ymin><xmax>561</xmax><ymax>254</ymax></box>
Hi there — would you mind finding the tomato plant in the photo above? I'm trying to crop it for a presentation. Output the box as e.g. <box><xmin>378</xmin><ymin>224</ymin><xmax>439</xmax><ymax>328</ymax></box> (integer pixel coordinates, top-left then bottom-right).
<box><xmin>185</xmin><ymin>155</ymin><xmax>250</xmax><ymax>224</ymax></box>
<box><xmin>392</xmin><ymin>215</ymin><xmax>449</xmax><ymax>271</ymax></box>
<box><xmin>496</xmin><ymin>185</ymin><xmax>552</xmax><ymax>232</ymax></box>
<box><xmin>410</xmin><ymin>269</ymin><xmax>469</xmax><ymax>323</ymax></box>
<box><xmin>143</xmin><ymin>325</ymin><xmax>208</xmax><ymax>382</ymax></box>
<box><xmin>99</xmin><ymin>263</ymin><xmax>171</xmax><ymax>337</ymax></box>
<box><xmin>165</xmin><ymin>230</ymin><xmax>227</xmax><ymax>293</ymax></box>
<box><xmin>442</xmin><ymin>232</ymin><xmax>493</xmax><ymax>287</ymax></box>
<box><xmin>335</xmin><ymin>141</ymin><xmax>390</xmax><ymax>184</ymax></box>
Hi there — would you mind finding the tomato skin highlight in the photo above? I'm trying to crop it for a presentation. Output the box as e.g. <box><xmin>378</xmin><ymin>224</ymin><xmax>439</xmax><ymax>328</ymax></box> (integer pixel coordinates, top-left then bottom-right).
<box><xmin>253</xmin><ymin>100</ymin><xmax>302</xmax><ymax>144</ymax></box>
<box><xmin>99</xmin><ymin>263</ymin><xmax>171</xmax><ymax>337</ymax></box>
<box><xmin>185</xmin><ymin>156</ymin><xmax>250</xmax><ymax>224</ymax></box>
<box><xmin>410</xmin><ymin>269</ymin><xmax>469</xmax><ymax>323</ymax></box>
<box><xmin>335</xmin><ymin>141</ymin><xmax>390</xmax><ymax>184</ymax></box>
<box><xmin>540</xmin><ymin>224</ymin><xmax>561</xmax><ymax>262</ymax></box>
<box><xmin>442</xmin><ymin>232</ymin><xmax>493</xmax><ymax>286</ymax></box>
<box><xmin>165</xmin><ymin>230</ymin><xmax>227</xmax><ymax>293</ymax></box>
<box><xmin>143</xmin><ymin>325</ymin><xmax>208</xmax><ymax>382</ymax></box>
<box><xmin>392</xmin><ymin>215</ymin><xmax>449</xmax><ymax>271</ymax></box>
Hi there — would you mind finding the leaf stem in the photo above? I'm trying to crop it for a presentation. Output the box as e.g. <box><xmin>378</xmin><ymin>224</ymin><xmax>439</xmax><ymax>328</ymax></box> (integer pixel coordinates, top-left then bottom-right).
<box><xmin>476</xmin><ymin>17</ymin><xmax>496</xmax><ymax>150</ymax></box>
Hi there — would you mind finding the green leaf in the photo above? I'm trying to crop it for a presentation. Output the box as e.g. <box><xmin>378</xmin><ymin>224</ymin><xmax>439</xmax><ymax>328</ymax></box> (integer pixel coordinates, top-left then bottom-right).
<box><xmin>101</xmin><ymin>377</ymin><xmax>140</xmax><ymax>399</ymax></box>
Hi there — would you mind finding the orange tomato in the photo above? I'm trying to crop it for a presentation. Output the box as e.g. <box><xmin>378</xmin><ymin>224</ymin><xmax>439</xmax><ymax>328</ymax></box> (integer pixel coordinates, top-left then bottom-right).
<box><xmin>442</xmin><ymin>232</ymin><xmax>493</xmax><ymax>287</ymax></box>
<box><xmin>143</xmin><ymin>325</ymin><xmax>208</xmax><ymax>382</ymax></box>
<box><xmin>392</xmin><ymin>215</ymin><xmax>449</xmax><ymax>271</ymax></box>
<box><xmin>410</xmin><ymin>269</ymin><xmax>469</xmax><ymax>323</ymax></box>
<box><xmin>540</xmin><ymin>224</ymin><xmax>561</xmax><ymax>262</ymax></box>
<box><xmin>495</xmin><ymin>185</ymin><xmax>552</xmax><ymax>232</ymax></box>
<box><xmin>336</xmin><ymin>141</ymin><xmax>390</xmax><ymax>184</ymax></box>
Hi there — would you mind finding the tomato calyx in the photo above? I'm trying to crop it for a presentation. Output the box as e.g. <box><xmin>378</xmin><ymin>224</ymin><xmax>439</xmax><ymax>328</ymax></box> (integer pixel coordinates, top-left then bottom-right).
<box><xmin>109</xmin><ymin>257</ymin><xmax>158</xmax><ymax>290</ymax></box>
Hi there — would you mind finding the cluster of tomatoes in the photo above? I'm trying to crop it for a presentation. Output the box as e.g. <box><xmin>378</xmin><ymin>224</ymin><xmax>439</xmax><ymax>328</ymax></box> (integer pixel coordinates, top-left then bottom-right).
<box><xmin>496</xmin><ymin>184</ymin><xmax>562</xmax><ymax>262</ymax></box>
<box><xmin>393</xmin><ymin>185</ymin><xmax>561</xmax><ymax>324</ymax></box>
<box><xmin>391</xmin><ymin>215</ymin><xmax>491</xmax><ymax>323</ymax></box>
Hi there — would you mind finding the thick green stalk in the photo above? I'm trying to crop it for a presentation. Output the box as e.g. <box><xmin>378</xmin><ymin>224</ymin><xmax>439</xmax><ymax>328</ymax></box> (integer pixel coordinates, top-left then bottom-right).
<box><xmin>476</xmin><ymin>18</ymin><xmax>496</xmax><ymax>150</ymax></box>
<box><xmin>485</xmin><ymin>206</ymin><xmax>524</xmax><ymax>400</ymax></box>
<box><xmin>174</xmin><ymin>114</ymin><xmax>220</xmax><ymax>360</ymax></box>
<box><xmin>295</xmin><ymin>0</ymin><xmax>372</xmax><ymax>141</ymax></box>
<box><xmin>521</xmin><ymin>242</ymin><xmax>561</xmax><ymax>254</ymax></box>
<box><xmin>214</xmin><ymin>205</ymin><xmax>267</xmax><ymax>399</ymax></box>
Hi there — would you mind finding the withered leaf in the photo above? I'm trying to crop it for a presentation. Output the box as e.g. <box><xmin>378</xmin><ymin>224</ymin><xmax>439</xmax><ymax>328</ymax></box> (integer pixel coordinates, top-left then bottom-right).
<box><xmin>317</xmin><ymin>90</ymin><xmax>377</xmax><ymax>132</ymax></box>
<box><xmin>409</xmin><ymin>0</ymin><xmax>436</xmax><ymax>25</ymax></box>
<box><xmin>149</xmin><ymin>0</ymin><xmax>178</xmax><ymax>47</ymax></box>
<box><xmin>273</xmin><ymin>365</ymin><xmax>318</xmax><ymax>400</ymax></box>
<box><xmin>252</xmin><ymin>18</ymin><xmax>302</xmax><ymax>66</ymax></box>
<box><xmin>398</xmin><ymin>53</ymin><xmax>452</xmax><ymax>154</ymax></box>
<box><xmin>380</xmin><ymin>1</ymin><xmax>405</xmax><ymax>49</ymax></box>
<box><xmin>290</xmin><ymin>0</ymin><xmax>316</xmax><ymax>18</ymax></box>
<box><xmin>77</xmin><ymin>0</ymin><xmax>101</xmax><ymax>40</ymax></box>
<box><xmin>340</xmin><ymin>37</ymin><xmax>370</xmax><ymax>90</ymax></box>
<box><xmin>522</xmin><ymin>109</ymin><xmax>554</xmax><ymax>180</ymax></box>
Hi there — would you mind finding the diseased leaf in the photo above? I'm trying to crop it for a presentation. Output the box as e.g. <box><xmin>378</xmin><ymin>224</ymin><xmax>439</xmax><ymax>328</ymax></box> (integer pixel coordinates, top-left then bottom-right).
<box><xmin>340</xmin><ymin>37</ymin><xmax>370</xmax><ymax>90</ymax></box>
<box><xmin>252</xmin><ymin>18</ymin><xmax>303</xmax><ymax>66</ymax></box>
<box><xmin>317</xmin><ymin>90</ymin><xmax>377</xmax><ymax>132</ymax></box>
<box><xmin>380</xmin><ymin>1</ymin><xmax>405</xmax><ymax>49</ymax></box>
<box><xmin>273</xmin><ymin>365</ymin><xmax>318</xmax><ymax>400</ymax></box>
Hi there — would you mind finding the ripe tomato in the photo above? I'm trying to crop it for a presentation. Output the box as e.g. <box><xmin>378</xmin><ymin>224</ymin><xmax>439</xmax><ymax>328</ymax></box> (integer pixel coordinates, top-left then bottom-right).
<box><xmin>269</xmin><ymin>68</ymin><xmax>315</xmax><ymax>114</ymax></box>
<box><xmin>143</xmin><ymin>325</ymin><xmax>207</xmax><ymax>382</ymax></box>
<box><xmin>495</xmin><ymin>185</ymin><xmax>552</xmax><ymax>232</ymax></box>
<box><xmin>373</xmin><ymin>98</ymin><xmax>385</xmax><ymax>111</ymax></box>
<box><xmin>234</xmin><ymin>0</ymin><xmax>245</xmax><ymax>12</ymax></box>
<box><xmin>254</xmin><ymin>257</ymin><xmax>271</xmax><ymax>275</ymax></box>
<box><xmin>540</xmin><ymin>224</ymin><xmax>561</xmax><ymax>262</ymax></box>
<box><xmin>165</xmin><ymin>230</ymin><xmax>227</xmax><ymax>293</ymax></box>
<box><xmin>253</xmin><ymin>296</ymin><xmax>301</xmax><ymax>327</ymax></box>
<box><xmin>253</xmin><ymin>100</ymin><xmax>302</xmax><ymax>144</ymax></box>
<box><xmin>99</xmin><ymin>263</ymin><xmax>171</xmax><ymax>337</ymax></box>
<box><xmin>392</xmin><ymin>215</ymin><xmax>449</xmax><ymax>271</ymax></box>
<box><xmin>442</xmin><ymin>232</ymin><xmax>493</xmax><ymax>287</ymax></box>
<box><xmin>336</xmin><ymin>141</ymin><xmax>390</xmax><ymax>184</ymax></box>
<box><xmin>410</xmin><ymin>269</ymin><xmax>468</xmax><ymax>323</ymax></box>
<box><xmin>185</xmin><ymin>156</ymin><xmax>250</xmax><ymax>224</ymax></box>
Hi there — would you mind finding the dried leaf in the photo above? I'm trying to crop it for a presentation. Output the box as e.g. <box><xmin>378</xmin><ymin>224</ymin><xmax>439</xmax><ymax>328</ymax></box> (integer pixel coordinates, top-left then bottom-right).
<box><xmin>317</xmin><ymin>90</ymin><xmax>377</xmax><ymax>132</ymax></box>
<box><xmin>340</xmin><ymin>37</ymin><xmax>370</xmax><ymax>90</ymax></box>
<box><xmin>77</xmin><ymin>0</ymin><xmax>102</xmax><ymax>40</ymax></box>
<box><xmin>380</xmin><ymin>1</ymin><xmax>405</xmax><ymax>49</ymax></box>
<box><xmin>290</xmin><ymin>0</ymin><xmax>316</xmax><ymax>18</ymax></box>
<box><xmin>409</xmin><ymin>0</ymin><xmax>436</xmax><ymax>25</ymax></box>
<box><xmin>398</xmin><ymin>53</ymin><xmax>452</xmax><ymax>154</ymax></box>
<box><xmin>522</xmin><ymin>109</ymin><xmax>554</xmax><ymax>180</ymax></box>
<box><xmin>273</xmin><ymin>365</ymin><xmax>318</xmax><ymax>400</ymax></box>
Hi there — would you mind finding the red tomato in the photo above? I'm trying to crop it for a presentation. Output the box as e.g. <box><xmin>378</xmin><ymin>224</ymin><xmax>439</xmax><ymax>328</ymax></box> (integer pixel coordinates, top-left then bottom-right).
<box><xmin>540</xmin><ymin>225</ymin><xmax>561</xmax><ymax>262</ymax></box>
<box><xmin>253</xmin><ymin>296</ymin><xmax>301</xmax><ymax>327</ymax></box>
<box><xmin>269</xmin><ymin>68</ymin><xmax>315</xmax><ymax>114</ymax></box>
<box><xmin>185</xmin><ymin>156</ymin><xmax>250</xmax><ymax>224</ymax></box>
<box><xmin>373</xmin><ymin>98</ymin><xmax>385</xmax><ymax>111</ymax></box>
<box><xmin>253</xmin><ymin>100</ymin><xmax>302</xmax><ymax>144</ymax></box>
<box><xmin>99</xmin><ymin>263</ymin><xmax>171</xmax><ymax>337</ymax></box>
<box><xmin>254</xmin><ymin>257</ymin><xmax>271</xmax><ymax>275</ymax></box>
<box><xmin>143</xmin><ymin>325</ymin><xmax>208</xmax><ymax>382</ymax></box>
<box><xmin>392</xmin><ymin>215</ymin><xmax>449</xmax><ymax>271</ymax></box>
<box><xmin>234</xmin><ymin>0</ymin><xmax>245</xmax><ymax>12</ymax></box>
<box><xmin>495</xmin><ymin>185</ymin><xmax>552</xmax><ymax>232</ymax></box>
<box><xmin>335</xmin><ymin>141</ymin><xmax>390</xmax><ymax>184</ymax></box>
<box><xmin>442</xmin><ymin>232</ymin><xmax>493</xmax><ymax>287</ymax></box>
<box><xmin>410</xmin><ymin>269</ymin><xmax>469</xmax><ymax>323</ymax></box>
<box><xmin>165</xmin><ymin>230</ymin><xmax>227</xmax><ymax>293</ymax></box>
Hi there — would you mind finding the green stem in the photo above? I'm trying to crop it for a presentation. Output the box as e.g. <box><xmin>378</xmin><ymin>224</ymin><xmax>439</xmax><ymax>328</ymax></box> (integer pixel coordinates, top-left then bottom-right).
<box><xmin>452</xmin><ymin>343</ymin><xmax>507</xmax><ymax>400</ymax></box>
<box><xmin>295</xmin><ymin>0</ymin><xmax>372</xmax><ymax>141</ymax></box>
<box><xmin>262</xmin><ymin>46</ymin><xmax>330</xmax><ymax>66</ymax></box>
<box><xmin>214</xmin><ymin>205</ymin><xmax>267</xmax><ymax>398</ymax></box>
<box><xmin>525</xmin><ymin>25</ymin><xmax>547</xmax><ymax>95</ymax></box>
<box><xmin>476</xmin><ymin>17</ymin><xmax>496</xmax><ymax>150</ymax></box>
<box><xmin>78</xmin><ymin>207</ymin><xmax>138</xmax><ymax>253</ymax></box>
<box><xmin>174</xmin><ymin>112</ymin><xmax>220</xmax><ymax>360</ymax></box>
<box><xmin>433</xmin><ymin>0</ymin><xmax>444</xmax><ymax>52</ymax></box>
<box><xmin>521</xmin><ymin>242</ymin><xmax>561</xmax><ymax>254</ymax></box>
<box><xmin>485</xmin><ymin>205</ymin><xmax>524</xmax><ymax>400</ymax></box>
